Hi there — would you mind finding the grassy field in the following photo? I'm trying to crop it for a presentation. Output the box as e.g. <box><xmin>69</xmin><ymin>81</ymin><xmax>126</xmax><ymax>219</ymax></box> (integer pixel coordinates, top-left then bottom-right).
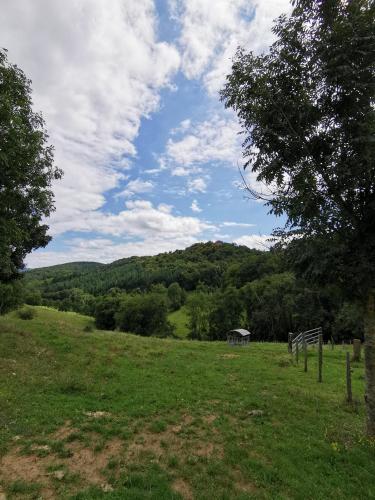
<box><xmin>0</xmin><ymin>307</ymin><xmax>373</xmax><ymax>499</ymax></box>
<box><xmin>168</xmin><ymin>307</ymin><xmax>189</xmax><ymax>339</ymax></box>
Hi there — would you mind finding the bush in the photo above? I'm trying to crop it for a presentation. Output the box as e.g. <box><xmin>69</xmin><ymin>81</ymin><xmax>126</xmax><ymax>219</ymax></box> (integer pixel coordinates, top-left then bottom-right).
<box><xmin>115</xmin><ymin>293</ymin><xmax>173</xmax><ymax>336</ymax></box>
<box><xmin>94</xmin><ymin>295</ymin><xmax>121</xmax><ymax>330</ymax></box>
<box><xmin>17</xmin><ymin>307</ymin><xmax>36</xmax><ymax>320</ymax></box>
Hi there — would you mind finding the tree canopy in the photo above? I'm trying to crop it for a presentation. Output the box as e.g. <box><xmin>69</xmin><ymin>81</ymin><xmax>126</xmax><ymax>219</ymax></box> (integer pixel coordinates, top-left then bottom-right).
<box><xmin>0</xmin><ymin>49</ymin><xmax>62</xmax><ymax>283</ymax></box>
<box><xmin>221</xmin><ymin>0</ymin><xmax>375</xmax><ymax>298</ymax></box>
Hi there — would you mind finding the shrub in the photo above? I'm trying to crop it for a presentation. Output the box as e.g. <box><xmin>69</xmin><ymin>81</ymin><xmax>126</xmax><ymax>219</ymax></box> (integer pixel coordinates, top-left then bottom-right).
<box><xmin>17</xmin><ymin>307</ymin><xmax>36</xmax><ymax>320</ymax></box>
<box><xmin>94</xmin><ymin>295</ymin><xmax>121</xmax><ymax>330</ymax></box>
<box><xmin>115</xmin><ymin>293</ymin><xmax>173</xmax><ymax>336</ymax></box>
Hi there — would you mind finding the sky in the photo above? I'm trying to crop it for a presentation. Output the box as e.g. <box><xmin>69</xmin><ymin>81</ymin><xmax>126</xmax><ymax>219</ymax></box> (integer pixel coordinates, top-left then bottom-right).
<box><xmin>1</xmin><ymin>0</ymin><xmax>292</xmax><ymax>267</ymax></box>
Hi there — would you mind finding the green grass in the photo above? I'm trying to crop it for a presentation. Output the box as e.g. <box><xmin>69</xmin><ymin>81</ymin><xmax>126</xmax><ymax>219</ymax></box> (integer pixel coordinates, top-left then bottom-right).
<box><xmin>168</xmin><ymin>306</ymin><xmax>190</xmax><ymax>338</ymax></box>
<box><xmin>0</xmin><ymin>306</ymin><xmax>374</xmax><ymax>499</ymax></box>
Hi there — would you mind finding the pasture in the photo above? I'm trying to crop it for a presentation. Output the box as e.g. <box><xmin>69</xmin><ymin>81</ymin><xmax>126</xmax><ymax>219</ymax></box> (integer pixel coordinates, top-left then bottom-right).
<box><xmin>0</xmin><ymin>307</ymin><xmax>373</xmax><ymax>499</ymax></box>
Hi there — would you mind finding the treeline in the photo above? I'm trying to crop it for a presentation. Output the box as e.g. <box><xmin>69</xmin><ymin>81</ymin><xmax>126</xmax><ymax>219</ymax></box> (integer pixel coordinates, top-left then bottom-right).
<box><xmin>21</xmin><ymin>242</ymin><xmax>364</xmax><ymax>342</ymax></box>
<box><xmin>24</xmin><ymin>242</ymin><xmax>253</xmax><ymax>296</ymax></box>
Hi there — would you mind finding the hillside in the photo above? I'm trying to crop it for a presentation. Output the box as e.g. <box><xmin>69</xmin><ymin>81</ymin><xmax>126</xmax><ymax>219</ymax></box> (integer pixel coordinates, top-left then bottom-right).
<box><xmin>0</xmin><ymin>307</ymin><xmax>373</xmax><ymax>499</ymax></box>
<box><xmin>24</xmin><ymin>242</ymin><xmax>261</xmax><ymax>296</ymax></box>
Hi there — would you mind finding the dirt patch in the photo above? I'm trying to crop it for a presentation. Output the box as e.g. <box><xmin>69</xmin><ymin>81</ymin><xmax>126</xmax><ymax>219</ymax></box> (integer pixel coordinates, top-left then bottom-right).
<box><xmin>53</xmin><ymin>420</ymin><xmax>79</xmax><ymax>440</ymax></box>
<box><xmin>172</xmin><ymin>478</ymin><xmax>193</xmax><ymax>500</ymax></box>
<box><xmin>202</xmin><ymin>414</ymin><xmax>217</xmax><ymax>424</ymax></box>
<box><xmin>220</xmin><ymin>354</ymin><xmax>239</xmax><ymax>359</ymax></box>
<box><xmin>0</xmin><ymin>427</ymin><xmax>122</xmax><ymax>497</ymax></box>
<box><xmin>65</xmin><ymin>438</ymin><xmax>122</xmax><ymax>484</ymax></box>
<box><xmin>126</xmin><ymin>419</ymin><xmax>223</xmax><ymax>463</ymax></box>
<box><xmin>0</xmin><ymin>448</ymin><xmax>55</xmax><ymax>499</ymax></box>
<box><xmin>232</xmin><ymin>469</ymin><xmax>259</xmax><ymax>494</ymax></box>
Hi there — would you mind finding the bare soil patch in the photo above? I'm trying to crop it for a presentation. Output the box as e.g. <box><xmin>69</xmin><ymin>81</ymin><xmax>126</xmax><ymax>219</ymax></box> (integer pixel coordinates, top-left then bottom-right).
<box><xmin>172</xmin><ymin>478</ymin><xmax>193</xmax><ymax>500</ymax></box>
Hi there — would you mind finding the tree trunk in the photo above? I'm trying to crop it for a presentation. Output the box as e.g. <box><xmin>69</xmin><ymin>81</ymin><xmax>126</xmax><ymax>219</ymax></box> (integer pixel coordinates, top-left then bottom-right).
<box><xmin>365</xmin><ymin>293</ymin><xmax>375</xmax><ymax>437</ymax></box>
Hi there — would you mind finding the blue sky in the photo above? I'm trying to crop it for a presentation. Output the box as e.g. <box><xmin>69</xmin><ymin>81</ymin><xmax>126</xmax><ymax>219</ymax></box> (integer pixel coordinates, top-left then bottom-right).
<box><xmin>1</xmin><ymin>0</ymin><xmax>291</xmax><ymax>267</ymax></box>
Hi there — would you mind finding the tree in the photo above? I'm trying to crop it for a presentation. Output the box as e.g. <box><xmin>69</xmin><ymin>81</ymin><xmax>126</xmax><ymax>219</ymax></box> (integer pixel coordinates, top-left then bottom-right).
<box><xmin>221</xmin><ymin>0</ymin><xmax>375</xmax><ymax>434</ymax></box>
<box><xmin>208</xmin><ymin>287</ymin><xmax>244</xmax><ymax>340</ymax></box>
<box><xmin>115</xmin><ymin>293</ymin><xmax>173</xmax><ymax>337</ymax></box>
<box><xmin>0</xmin><ymin>49</ymin><xmax>62</xmax><ymax>284</ymax></box>
<box><xmin>94</xmin><ymin>295</ymin><xmax>121</xmax><ymax>330</ymax></box>
<box><xmin>0</xmin><ymin>282</ymin><xmax>23</xmax><ymax>315</ymax></box>
<box><xmin>167</xmin><ymin>282</ymin><xmax>185</xmax><ymax>311</ymax></box>
<box><xmin>186</xmin><ymin>291</ymin><xmax>211</xmax><ymax>340</ymax></box>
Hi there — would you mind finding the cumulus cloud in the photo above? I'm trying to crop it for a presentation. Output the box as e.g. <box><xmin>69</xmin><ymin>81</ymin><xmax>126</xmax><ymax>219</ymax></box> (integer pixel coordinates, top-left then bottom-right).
<box><xmin>117</xmin><ymin>178</ymin><xmax>155</xmax><ymax>198</ymax></box>
<box><xmin>188</xmin><ymin>178</ymin><xmax>207</xmax><ymax>193</ymax></box>
<box><xmin>234</xmin><ymin>234</ymin><xmax>272</xmax><ymax>250</ymax></box>
<box><xmin>170</xmin><ymin>0</ymin><xmax>291</xmax><ymax>94</ymax></box>
<box><xmin>48</xmin><ymin>199</ymin><xmax>214</xmax><ymax>239</ymax></box>
<box><xmin>191</xmin><ymin>199</ymin><xmax>202</xmax><ymax>213</ymax></box>
<box><xmin>165</xmin><ymin>115</ymin><xmax>241</xmax><ymax>168</ymax></box>
<box><xmin>0</xmin><ymin>0</ymin><xmax>180</xmax><ymax>235</ymax></box>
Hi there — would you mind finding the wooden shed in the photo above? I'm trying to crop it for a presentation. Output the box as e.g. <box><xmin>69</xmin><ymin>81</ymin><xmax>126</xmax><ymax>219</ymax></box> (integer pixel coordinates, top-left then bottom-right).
<box><xmin>227</xmin><ymin>329</ymin><xmax>251</xmax><ymax>346</ymax></box>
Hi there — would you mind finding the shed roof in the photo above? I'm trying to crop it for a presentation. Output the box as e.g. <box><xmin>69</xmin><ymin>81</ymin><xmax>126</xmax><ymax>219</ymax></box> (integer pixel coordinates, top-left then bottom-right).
<box><xmin>228</xmin><ymin>329</ymin><xmax>251</xmax><ymax>337</ymax></box>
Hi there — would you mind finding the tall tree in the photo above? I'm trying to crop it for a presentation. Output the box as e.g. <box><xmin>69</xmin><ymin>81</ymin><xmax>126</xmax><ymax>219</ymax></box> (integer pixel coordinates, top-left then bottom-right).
<box><xmin>221</xmin><ymin>0</ymin><xmax>375</xmax><ymax>434</ymax></box>
<box><xmin>0</xmin><ymin>49</ymin><xmax>62</xmax><ymax>284</ymax></box>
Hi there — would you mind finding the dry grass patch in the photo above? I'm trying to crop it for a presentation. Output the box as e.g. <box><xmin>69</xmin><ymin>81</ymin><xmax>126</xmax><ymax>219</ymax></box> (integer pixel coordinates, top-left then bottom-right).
<box><xmin>172</xmin><ymin>478</ymin><xmax>193</xmax><ymax>500</ymax></box>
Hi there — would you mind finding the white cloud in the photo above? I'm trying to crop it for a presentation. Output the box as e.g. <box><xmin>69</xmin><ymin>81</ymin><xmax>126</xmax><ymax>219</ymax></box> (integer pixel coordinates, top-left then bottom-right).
<box><xmin>0</xmin><ymin>0</ymin><xmax>180</xmax><ymax>235</ymax></box>
<box><xmin>172</xmin><ymin>166</ymin><xmax>201</xmax><ymax>176</ymax></box>
<box><xmin>188</xmin><ymin>178</ymin><xmax>207</xmax><ymax>193</ymax></box>
<box><xmin>191</xmin><ymin>199</ymin><xmax>202</xmax><ymax>213</ymax></box>
<box><xmin>171</xmin><ymin>0</ymin><xmax>291</xmax><ymax>94</ymax></box>
<box><xmin>48</xmin><ymin>199</ymin><xmax>214</xmax><ymax>239</ymax></box>
<box><xmin>222</xmin><ymin>222</ymin><xmax>256</xmax><ymax>228</ymax></box>
<box><xmin>234</xmin><ymin>234</ymin><xmax>272</xmax><ymax>250</ymax></box>
<box><xmin>165</xmin><ymin>115</ymin><xmax>241</xmax><ymax>168</ymax></box>
<box><xmin>117</xmin><ymin>178</ymin><xmax>155</xmax><ymax>198</ymax></box>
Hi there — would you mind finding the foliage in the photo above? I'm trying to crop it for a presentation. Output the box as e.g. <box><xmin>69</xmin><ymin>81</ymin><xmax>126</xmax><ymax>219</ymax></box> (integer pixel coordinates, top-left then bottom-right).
<box><xmin>186</xmin><ymin>290</ymin><xmax>211</xmax><ymax>340</ymax></box>
<box><xmin>23</xmin><ymin>288</ymin><xmax>42</xmax><ymax>306</ymax></box>
<box><xmin>24</xmin><ymin>242</ymin><xmax>259</xmax><ymax>298</ymax></box>
<box><xmin>115</xmin><ymin>293</ymin><xmax>173</xmax><ymax>337</ymax></box>
<box><xmin>0</xmin><ymin>282</ymin><xmax>23</xmax><ymax>315</ymax></box>
<box><xmin>333</xmin><ymin>303</ymin><xmax>365</xmax><ymax>343</ymax></box>
<box><xmin>0</xmin><ymin>49</ymin><xmax>62</xmax><ymax>283</ymax></box>
<box><xmin>94</xmin><ymin>295</ymin><xmax>121</xmax><ymax>330</ymax></box>
<box><xmin>208</xmin><ymin>287</ymin><xmax>244</xmax><ymax>340</ymax></box>
<box><xmin>221</xmin><ymin>0</ymin><xmax>375</xmax><ymax>299</ymax></box>
<box><xmin>17</xmin><ymin>307</ymin><xmax>36</xmax><ymax>320</ymax></box>
<box><xmin>56</xmin><ymin>288</ymin><xmax>95</xmax><ymax>316</ymax></box>
<box><xmin>167</xmin><ymin>282</ymin><xmax>186</xmax><ymax>311</ymax></box>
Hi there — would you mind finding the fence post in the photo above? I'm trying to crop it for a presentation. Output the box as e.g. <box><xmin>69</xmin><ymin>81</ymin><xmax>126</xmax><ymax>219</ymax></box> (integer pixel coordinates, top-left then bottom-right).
<box><xmin>352</xmin><ymin>339</ymin><xmax>361</xmax><ymax>362</ymax></box>
<box><xmin>288</xmin><ymin>333</ymin><xmax>293</xmax><ymax>353</ymax></box>
<box><xmin>318</xmin><ymin>334</ymin><xmax>323</xmax><ymax>383</ymax></box>
<box><xmin>303</xmin><ymin>333</ymin><xmax>307</xmax><ymax>372</ymax></box>
<box><xmin>296</xmin><ymin>341</ymin><xmax>299</xmax><ymax>364</ymax></box>
<box><xmin>346</xmin><ymin>351</ymin><xmax>352</xmax><ymax>403</ymax></box>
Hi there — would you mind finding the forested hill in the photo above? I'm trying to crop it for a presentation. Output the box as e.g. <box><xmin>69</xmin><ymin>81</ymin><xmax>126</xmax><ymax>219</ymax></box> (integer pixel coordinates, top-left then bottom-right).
<box><xmin>25</xmin><ymin>242</ymin><xmax>273</xmax><ymax>297</ymax></box>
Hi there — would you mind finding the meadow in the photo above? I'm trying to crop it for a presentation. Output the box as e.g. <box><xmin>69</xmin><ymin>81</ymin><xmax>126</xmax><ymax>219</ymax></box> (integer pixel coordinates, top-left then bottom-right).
<box><xmin>0</xmin><ymin>307</ymin><xmax>373</xmax><ymax>499</ymax></box>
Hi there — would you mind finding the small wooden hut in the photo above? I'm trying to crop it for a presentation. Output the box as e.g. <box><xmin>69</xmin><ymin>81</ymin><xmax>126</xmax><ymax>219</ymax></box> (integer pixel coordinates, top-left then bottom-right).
<box><xmin>227</xmin><ymin>329</ymin><xmax>251</xmax><ymax>346</ymax></box>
